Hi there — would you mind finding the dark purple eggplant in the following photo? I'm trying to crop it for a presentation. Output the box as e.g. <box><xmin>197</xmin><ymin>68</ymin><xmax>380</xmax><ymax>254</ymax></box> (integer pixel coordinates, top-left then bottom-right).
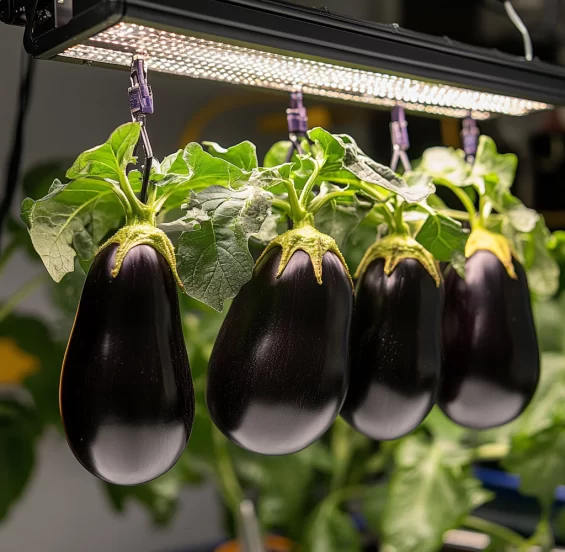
<box><xmin>439</xmin><ymin>250</ymin><xmax>539</xmax><ymax>429</ymax></box>
<box><xmin>206</xmin><ymin>247</ymin><xmax>352</xmax><ymax>455</ymax></box>
<box><xmin>342</xmin><ymin>255</ymin><xmax>443</xmax><ymax>440</ymax></box>
<box><xmin>60</xmin><ymin>243</ymin><xmax>194</xmax><ymax>485</ymax></box>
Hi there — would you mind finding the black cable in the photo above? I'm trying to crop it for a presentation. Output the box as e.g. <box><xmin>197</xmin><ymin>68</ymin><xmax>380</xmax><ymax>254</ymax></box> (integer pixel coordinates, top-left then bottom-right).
<box><xmin>0</xmin><ymin>49</ymin><xmax>36</xmax><ymax>253</ymax></box>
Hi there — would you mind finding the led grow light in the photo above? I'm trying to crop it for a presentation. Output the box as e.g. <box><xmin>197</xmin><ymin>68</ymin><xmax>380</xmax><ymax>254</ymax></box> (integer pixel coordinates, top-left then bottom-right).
<box><xmin>4</xmin><ymin>0</ymin><xmax>565</xmax><ymax>117</ymax></box>
<box><xmin>58</xmin><ymin>23</ymin><xmax>550</xmax><ymax>119</ymax></box>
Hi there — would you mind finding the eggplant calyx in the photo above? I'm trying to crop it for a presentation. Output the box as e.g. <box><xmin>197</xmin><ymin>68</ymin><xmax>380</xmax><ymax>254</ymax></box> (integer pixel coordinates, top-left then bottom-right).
<box><xmin>257</xmin><ymin>224</ymin><xmax>353</xmax><ymax>288</ymax></box>
<box><xmin>98</xmin><ymin>224</ymin><xmax>184</xmax><ymax>289</ymax></box>
<box><xmin>465</xmin><ymin>228</ymin><xmax>517</xmax><ymax>279</ymax></box>
<box><xmin>355</xmin><ymin>234</ymin><xmax>441</xmax><ymax>287</ymax></box>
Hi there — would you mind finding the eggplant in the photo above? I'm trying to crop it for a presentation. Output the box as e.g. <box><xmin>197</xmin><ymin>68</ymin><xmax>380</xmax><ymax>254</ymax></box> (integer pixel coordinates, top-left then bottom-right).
<box><xmin>207</xmin><ymin>246</ymin><xmax>352</xmax><ymax>455</ymax></box>
<box><xmin>439</xmin><ymin>250</ymin><xmax>539</xmax><ymax>429</ymax></box>
<box><xmin>341</xmin><ymin>243</ymin><xmax>443</xmax><ymax>440</ymax></box>
<box><xmin>60</xmin><ymin>243</ymin><xmax>194</xmax><ymax>485</ymax></box>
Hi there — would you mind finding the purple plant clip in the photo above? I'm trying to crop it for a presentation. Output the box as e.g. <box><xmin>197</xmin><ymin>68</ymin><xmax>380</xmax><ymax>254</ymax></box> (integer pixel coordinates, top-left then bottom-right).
<box><xmin>461</xmin><ymin>116</ymin><xmax>479</xmax><ymax>163</ymax></box>
<box><xmin>390</xmin><ymin>105</ymin><xmax>411</xmax><ymax>172</ymax></box>
<box><xmin>286</xmin><ymin>89</ymin><xmax>308</xmax><ymax>135</ymax></box>
<box><xmin>128</xmin><ymin>55</ymin><xmax>154</xmax><ymax>203</ymax></box>
<box><xmin>129</xmin><ymin>55</ymin><xmax>154</xmax><ymax>118</ymax></box>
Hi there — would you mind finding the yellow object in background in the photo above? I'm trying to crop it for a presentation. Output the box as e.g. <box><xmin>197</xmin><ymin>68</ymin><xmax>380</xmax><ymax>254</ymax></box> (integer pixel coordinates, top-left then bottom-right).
<box><xmin>0</xmin><ymin>337</ymin><xmax>39</xmax><ymax>384</ymax></box>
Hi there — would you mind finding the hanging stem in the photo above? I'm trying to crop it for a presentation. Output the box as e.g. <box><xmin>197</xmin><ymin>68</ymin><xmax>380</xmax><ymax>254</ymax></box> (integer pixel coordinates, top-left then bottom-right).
<box><xmin>211</xmin><ymin>426</ymin><xmax>244</xmax><ymax>515</ymax></box>
<box><xmin>0</xmin><ymin>239</ymin><xmax>18</xmax><ymax>276</ymax></box>
<box><xmin>271</xmin><ymin>197</ymin><xmax>292</xmax><ymax>216</ymax></box>
<box><xmin>298</xmin><ymin>160</ymin><xmax>321</xmax><ymax>208</ymax></box>
<box><xmin>118</xmin><ymin>173</ymin><xmax>154</xmax><ymax>225</ymax></box>
<box><xmin>377</xmin><ymin>204</ymin><xmax>396</xmax><ymax>232</ymax></box>
<box><xmin>393</xmin><ymin>201</ymin><xmax>409</xmax><ymax>235</ymax></box>
<box><xmin>435</xmin><ymin>179</ymin><xmax>478</xmax><ymax>228</ymax></box>
<box><xmin>284</xmin><ymin>180</ymin><xmax>306</xmax><ymax>223</ymax></box>
<box><xmin>462</xmin><ymin>516</ymin><xmax>526</xmax><ymax>547</ymax></box>
<box><xmin>0</xmin><ymin>273</ymin><xmax>49</xmax><ymax>323</ymax></box>
<box><xmin>309</xmin><ymin>190</ymin><xmax>358</xmax><ymax>215</ymax></box>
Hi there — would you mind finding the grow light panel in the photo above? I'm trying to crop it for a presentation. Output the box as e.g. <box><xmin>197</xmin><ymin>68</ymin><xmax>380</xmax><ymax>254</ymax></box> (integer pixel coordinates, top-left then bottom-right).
<box><xmin>58</xmin><ymin>22</ymin><xmax>549</xmax><ymax>119</ymax></box>
<box><xmin>8</xmin><ymin>0</ymin><xmax>565</xmax><ymax>117</ymax></box>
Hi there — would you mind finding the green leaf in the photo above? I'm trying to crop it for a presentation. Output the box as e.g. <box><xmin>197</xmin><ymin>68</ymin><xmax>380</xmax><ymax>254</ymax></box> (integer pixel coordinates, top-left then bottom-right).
<box><xmin>252</xmin><ymin>214</ymin><xmax>280</xmax><ymax>244</ymax></box>
<box><xmin>450</xmin><ymin>249</ymin><xmax>467</xmax><ymax>279</ymax></box>
<box><xmin>249</xmin><ymin>163</ymin><xmax>293</xmax><ymax>190</ymax></box>
<box><xmin>415</xmin><ymin>213</ymin><xmax>468</xmax><ymax>262</ymax></box>
<box><xmin>503</xmin><ymin>426</ymin><xmax>565</xmax><ymax>509</ymax></box>
<box><xmin>522</xmin><ymin>220</ymin><xmax>559</xmax><ymax>299</ymax></box>
<box><xmin>176</xmin><ymin>185</ymin><xmax>272</xmax><ymax>311</ymax></box>
<box><xmin>505</xmin><ymin>202</ymin><xmax>539</xmax><ymax>234</ymax></box>
<box><xmin>0</xmin><ymin>400</ymin><xmax>39</xmax><ymax>522</ymax></box>
<box><xmin>381</xmin><ymin>435</ymin><xmax>492</xmax><ymax>552</ymax></box>
<box><xmin>304</xmin><ymin>502</ymin><xmax>362</xmax><ymax>552</ymax></box>
<box><xmin>309</xmin><ymin>128</ymin><xmax>434</xmax><ymax>203</ymax></box>
<box><xmin>204</xmin><ymin>141</ymin><xmax>258</xmax><ymax>171</ymax></box>
<box><xmin>66</xmin><ymin>122</ymin><xmax>141</xmax><ymax>181</ymax></box>
<box><xmin>0</xmin><ymin>312</ymin><xmax>65</xmax><ymax>428</ymax></box>
<box><xmin>21</xmin><ymin>178</ymin><xmax>125</xmax><ymax>282</ymax></box>
<box><xmin>423</xmin><ymin>406</ymin><xmax>467</xmax><ymax>443</ymax></box>
<box><xmin>534</xmin><ymin>295</ymin><xmax>565</xmax><ymax>353</ymax></box>
<box><xmin>315</xmin><ymin>184</ymin><xmax>372</xmax><ymax>248</ymax></box>
<box><xmin>470</xmin><ymin>136</ymin><xmax>517</xmax><ymax>194</ymax></box>
<box><xmin>510</xmin><ymin>353</ymin><xmax>565</xmax><ymax>438</ymax></box>
<box><xmin>233</xmin><ymin>446</ymin><xmax>318</xmax><ymax>536</ymax></box>
<box><xmin>363</xmin><ymin>483</ymin><xmax>388</xmax><ymax>536</ymax></box>
<box><xmin>155</xmin><ymin>143</ymin><xmax>247</xmax><ymax>213</ymax></box>
<box><xmin>104</xmin><ymin>449</ymin><xmax>203</xmax><ymax>526</ymax></box>
<box><xmin>264</xmin><ymin>140</ymin><xmax>293</xmax><ymax>167</ymax></box>
<box><xmin>417</xmin><ymin>147</ymin><xmax>470</xmax><ymax>186</ymax></box>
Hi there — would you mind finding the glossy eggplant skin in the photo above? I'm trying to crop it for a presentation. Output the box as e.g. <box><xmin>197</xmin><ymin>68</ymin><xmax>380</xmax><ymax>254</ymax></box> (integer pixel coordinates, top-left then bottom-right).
<box><xmin>207</xmin><ymin>247</ymin><xmax>352</xmax><ymax>455</ymax></box>
<box><xmin>60</xmin><ymin>244</ymin><xmax>194</xmax><ymax>485</ymax></box>
<box><xmin>341</xmin><ymin>258</ymin><xmax>443</xmax><ymax>440</ymax></box>
<box><xmin>439</xmin><ymin>251</ymin><xmax>539</xmax><ymax>429</ymax></box>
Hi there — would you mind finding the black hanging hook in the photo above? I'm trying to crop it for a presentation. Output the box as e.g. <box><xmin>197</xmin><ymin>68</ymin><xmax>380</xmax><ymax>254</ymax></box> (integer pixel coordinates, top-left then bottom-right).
<box><xmin>390</xmin><ymin>104</ymin><xmax>411</xmax><ymax>173</ymax></box>
<box><xmin>128</xmin><ymin>55</ymin><xmax>154</xmax><ymax>204</ymax></box>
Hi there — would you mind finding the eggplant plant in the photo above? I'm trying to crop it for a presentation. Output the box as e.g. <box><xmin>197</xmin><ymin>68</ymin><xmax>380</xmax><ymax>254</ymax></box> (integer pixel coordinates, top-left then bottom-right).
<box><xmin>0</xmin><ymin>124</ymin><xmax>563</xmax><ymax>551</ymax></box>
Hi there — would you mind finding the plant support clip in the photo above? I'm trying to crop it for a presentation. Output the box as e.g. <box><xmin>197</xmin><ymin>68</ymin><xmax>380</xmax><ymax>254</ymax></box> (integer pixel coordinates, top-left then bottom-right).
<box><xmin>285</xmin><ymin>88</ymin><xmax>309</xmax><ymax>161</ymax></box>
<box><xmin>128</xmin><ymin>54</ymin><xmax>154</xmax><ymax>203</ymax></box>
<box><xmin>461</xmin><ymin>116</ymin><xmax>479</xmax><ymax>163</ymax></box>
<box><xmin>390</xmin><ymin>105</ymin><xmax>411</xmax><ymax>173</ymax></box>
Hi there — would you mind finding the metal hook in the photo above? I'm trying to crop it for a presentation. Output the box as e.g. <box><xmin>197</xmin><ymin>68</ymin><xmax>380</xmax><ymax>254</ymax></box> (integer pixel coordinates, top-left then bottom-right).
<box><xmin>128</xmin><ymin>54</ymin><xmax>154</xmax><ymax>203</ymax></box>
<box><xmin>390</xmin><ymin>104</ymin><xmax>411</xmax><ymax>173</ymax></box>
<box><xmin>502</xmin><ymin>0</ymin><xmax>533</xmax><ymax>61</ymax></box>
<box><xmin>461</xmin><ymin>115</ymin><xmax>480</xmax><ymax>163</ymax></box>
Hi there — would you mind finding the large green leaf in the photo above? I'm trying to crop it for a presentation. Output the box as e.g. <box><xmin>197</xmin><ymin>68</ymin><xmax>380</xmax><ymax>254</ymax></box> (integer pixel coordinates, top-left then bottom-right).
<box><xmin>416</xmin><ymin>147</ymin><xmax>470</xmax><ymax>187</ymax></box>
<box><xmin>0</xmin><ymin>400</ymin><xmax>39</xmax><ymax>522</ymax></box>
<box><xmin>21</xmin><ymin>178</ymin><xmax>125</xmax><ymax>282</ymax></box>
<box><xmin>522</xmin><ymin>220</ymin><xmax>559</xmax><ymax>299</ymax></box>
<box><xmin>66</xmin><ymin>122</ymin><xmax>140</xmax><ymax>181</ymax></box>
<box><xmin>380</xmin><ymin>435</ymin><xmax>492</xmax><ymax>552</ymax></box>
<box><xmin>155</xmin><ymin>143</ymin><xmax>248</xmax><ymax>213</ymax></box>
<box><xmin>308</xmin><ymin>128</ymin><xmax>434</xmax><ymax>203</ymax></box>
<box><xmin>303</xmin><ymin>501</ymin><xmax>362</xmax><ymax>552</ymax></box>
<box><xmin>415</xmin><ymin>213</ymin><xmax>468</xmax><ymax>262</ymax></box>
<box><xmin>233</xmin><ymin>446</ymin><xmax>320</xmax><ymax>537</ymax></box>
<box><xmin>175</xmin><ymin>185</ymin><xmax>272</xmax><ymax>310</ymax></box>
<box><xmin>504</xmin><ymin>426</ymin><xmax>565</xmax><ymax>510</ymax></box>
<box><xmin>204</xmin><ymin>141</ymin><xmax>258</xmax><ymax>171</ymax></box>
<box><xmin>314</xmin><ymin>183</ymin><xmax>371</xmax><ymax>248</ymax></box>
<box><xmin>469</xmin><ymin>136</ymin><xmax>517</xmax><ymax>195</ymax></box>
<box><xmin>0</xmin><ymin>313</ymin><xmax>65</xmax><ymax>429</ymax></box>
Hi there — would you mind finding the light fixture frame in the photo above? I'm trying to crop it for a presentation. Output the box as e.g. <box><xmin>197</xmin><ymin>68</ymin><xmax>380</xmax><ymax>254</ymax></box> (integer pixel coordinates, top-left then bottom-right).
<box><xmin>19</xmin><ymin>0</ymin><xmax>565</xmax><ymax>112</ymax></box>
